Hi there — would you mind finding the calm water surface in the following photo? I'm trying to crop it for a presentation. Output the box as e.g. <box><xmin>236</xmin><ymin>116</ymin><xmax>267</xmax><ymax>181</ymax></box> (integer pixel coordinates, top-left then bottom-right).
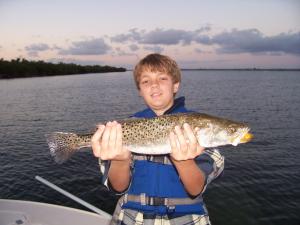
<box><xmin>0</xmin><ymin>70</ymin><xmax>299</xmax><ymax>225</ymax></box>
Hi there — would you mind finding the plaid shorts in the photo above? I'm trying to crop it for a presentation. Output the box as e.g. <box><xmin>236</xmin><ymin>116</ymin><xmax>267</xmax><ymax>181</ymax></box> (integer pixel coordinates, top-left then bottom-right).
<box><xmin>109</xmin><ymin>196</ymin><xmax>211</xmax><ymax>225</ymax></box>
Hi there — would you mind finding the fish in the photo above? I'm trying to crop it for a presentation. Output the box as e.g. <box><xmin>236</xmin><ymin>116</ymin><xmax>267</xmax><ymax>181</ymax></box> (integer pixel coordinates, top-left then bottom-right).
<box><xmin>46</xmin><ymin>112</ymin><xmax>253</xmax><ymax>164</ymax></box>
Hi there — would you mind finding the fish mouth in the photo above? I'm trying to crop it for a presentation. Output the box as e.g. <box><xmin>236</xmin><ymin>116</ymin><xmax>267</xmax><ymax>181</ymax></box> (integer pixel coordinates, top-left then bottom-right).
<box><xmin>240</xmin><ymin>132</ymin><xmax>253</xmax><ymax>143</ymax></box>
<box><xmin>231</xmin><ymin>128</ymin><xmax>253</xmax><ymax>146</ymax></box>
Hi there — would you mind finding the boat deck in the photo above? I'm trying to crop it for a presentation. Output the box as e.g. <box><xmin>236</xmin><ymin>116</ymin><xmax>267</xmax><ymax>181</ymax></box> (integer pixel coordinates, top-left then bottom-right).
<box><xmin>0</xmin><ymin>199</ymin><xmax>110</xmax><ymax>225</ymax></box>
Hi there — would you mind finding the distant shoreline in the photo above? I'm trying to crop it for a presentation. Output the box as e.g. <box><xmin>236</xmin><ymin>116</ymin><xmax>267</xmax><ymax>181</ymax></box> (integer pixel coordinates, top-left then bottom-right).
<box><xmin>126</xmin><ymin>68</ymin><xmax>300</xmax><ymax>71</ymax></box>
<box><xmin>180</xmin><ymin>68</ymin><xmax>300</xmax><ymax>71</ymax></box>
<box><xmin>0</xmin><ymin>58</ymin><xmax>126</xmax><ymax>79</ymax></box>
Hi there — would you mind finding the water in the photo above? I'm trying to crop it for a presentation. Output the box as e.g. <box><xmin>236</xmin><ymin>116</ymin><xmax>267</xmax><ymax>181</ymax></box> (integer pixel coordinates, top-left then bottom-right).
<box><xmin>0</xmin><ymin>70</ymin><xmax>299</xmax><ymax>225</ymax></box>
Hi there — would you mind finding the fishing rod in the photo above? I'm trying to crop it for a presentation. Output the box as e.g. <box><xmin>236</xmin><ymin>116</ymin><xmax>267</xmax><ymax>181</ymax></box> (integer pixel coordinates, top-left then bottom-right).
<box><xmin>35</xmin><ymin>175</ymin><xmax>112</xmax><ymax>220</ymax></box>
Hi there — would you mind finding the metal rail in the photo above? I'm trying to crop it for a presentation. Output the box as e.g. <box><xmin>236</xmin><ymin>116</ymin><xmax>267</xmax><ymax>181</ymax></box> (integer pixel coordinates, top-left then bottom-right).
<box><xmin>35</xmin><ymin>175</ymin><xmax>112</xmax><ymax>219</ymax></box>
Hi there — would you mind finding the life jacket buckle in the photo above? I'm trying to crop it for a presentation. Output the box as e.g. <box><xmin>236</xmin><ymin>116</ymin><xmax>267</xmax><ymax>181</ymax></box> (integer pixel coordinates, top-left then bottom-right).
<box><xmin>140</xmin><ymin>193</ymin><xmax>146</xmax><ymax>205</ymax></box>
<box><xmin>166</xmin><ymin>205</ymin><xmax>176</xmax><ymax>214</ymax></box>
<box><xmin>148</xmin><ymin>197</ymin><xmax>165</xmax><ymax>206</ymax></box>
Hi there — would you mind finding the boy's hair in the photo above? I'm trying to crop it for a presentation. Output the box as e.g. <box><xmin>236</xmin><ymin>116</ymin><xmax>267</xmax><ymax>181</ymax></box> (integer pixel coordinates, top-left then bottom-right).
<box><xmin>133</xmin><ymin>53</ymin><xmax>181</xmax><ymax>89</ymax></box>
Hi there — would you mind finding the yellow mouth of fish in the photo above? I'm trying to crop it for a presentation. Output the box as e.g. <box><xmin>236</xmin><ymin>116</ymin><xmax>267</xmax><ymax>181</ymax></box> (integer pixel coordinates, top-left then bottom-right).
<box><xmin>239</xmin><ymin>132</ymin><xmax>253</xmax><ymax>143</ymax></box>
<box><xmin>230</xmin><ymin>130</ymin><xmax>253</xmax><ymax>146</ymax></box>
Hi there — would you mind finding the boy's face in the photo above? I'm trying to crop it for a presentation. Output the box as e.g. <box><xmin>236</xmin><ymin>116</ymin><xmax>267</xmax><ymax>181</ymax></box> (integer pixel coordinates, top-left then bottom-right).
<box><xmin>138</xmin><ymin>70</ymin><xmax>180</xmax><ymax>116</ymax></box>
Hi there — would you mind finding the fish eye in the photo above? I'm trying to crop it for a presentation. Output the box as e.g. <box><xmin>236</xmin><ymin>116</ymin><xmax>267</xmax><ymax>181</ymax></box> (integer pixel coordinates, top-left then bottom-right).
<box><xmin>228</xmin><ymin>126</ymin><xmax>236</xmax><ymax>133</ymax></box>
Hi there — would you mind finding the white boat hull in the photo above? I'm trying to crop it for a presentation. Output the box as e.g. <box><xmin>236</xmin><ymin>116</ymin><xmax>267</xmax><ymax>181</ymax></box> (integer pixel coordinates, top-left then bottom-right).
<box><xmin>0</xmin><ymin>199</ymin><xmax>110</xmax><ymax>225</ymax></box>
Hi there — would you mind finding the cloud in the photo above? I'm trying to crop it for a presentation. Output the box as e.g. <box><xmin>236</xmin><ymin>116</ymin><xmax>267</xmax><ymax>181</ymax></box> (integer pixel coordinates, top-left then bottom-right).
<box><xmin>195</xmin><ymin>25</ymin><xmax>212</xmax><ymax>33</ymax></box>
<box><xmin>25</xmin><ymin>43</ymin><xmax>50</xmax><ymax>51</ymax></box>
<box><xmin>143</xmin><ymin>46</ymin><xmax>164</xmax><ymax>53</ymax></box>
<box><xmin>140</xmin><ymin>28</ymin><xmax>195</xmax><ymax>45</ymax></box>
<box><xmin>194</xmin><ymin>48</ymin><xmax>211</xmax><ymax>54</ymax></box>
<box><xmin>110</xmin><ymin>27</ymin><xmax>300</xmax><ymax>56</ymax></box>
<box><xmin>28</xmin><ymin>51</ymin><xmax>39</xmax><ymax>57</ymax></box>
<box><xmin>129</xmin><ymin>44</ymin><xmax>139</xmax><ymax>51</ymax></box>
<box><xmin>52</xmin><ymin>45</ymin><xmax>63</xmax><ymax>51</ymax></box>
<box><xmin>25</xmin><ymin>43</ymin><xmax>50</xmax><ymax>57</ymax></box>
<box><xmin>113</xmin><ymin>47</ymin><xmax>137</xmax><ymax>57</ymax></box>
<box><xmin>110</xmin><ymin>28</ymin><xmax>143</xmax><ymax>43</ymax></box>
<box><xmin>209</xmin><ymin>29</ymin><xmax>300</xmax><ymax>55</ymax></box>
<box><xmin>194</xmin><ymin>35</ymin><xmax>213</xmax><ymax>45</ymax></box>
<box><xmin>58</xmin><ymin>38</ymin><xmax>111</xmax><ymax>55</ymax></box>
<box><xmin>111</xmin><ymin>28</ymin><xmax>198</xmax><ymax>45</ymax></box>
<box><xmin>110</xmin><ymin>26</ymin><xmax>213</xmax><ymax>46</ymax></box>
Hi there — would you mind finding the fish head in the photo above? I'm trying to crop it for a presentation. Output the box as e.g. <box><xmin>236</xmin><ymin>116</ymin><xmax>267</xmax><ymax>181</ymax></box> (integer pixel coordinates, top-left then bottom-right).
<box><xmin>227</xmin><ymin>123</ymin><xmax>253</xmax><ymax>146</ymax></box>
<box><xmin>190</xmin><ymin>114</ymin><xmax>253</xmax><ymax>147</ymax></box>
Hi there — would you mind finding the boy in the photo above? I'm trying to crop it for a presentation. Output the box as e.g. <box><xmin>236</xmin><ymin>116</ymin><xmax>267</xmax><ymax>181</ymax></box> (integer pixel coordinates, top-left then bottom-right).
<box><xmin>92</xmin><ymin>53</ymin><xmax>224</xmax><ymax>225</ymax></box>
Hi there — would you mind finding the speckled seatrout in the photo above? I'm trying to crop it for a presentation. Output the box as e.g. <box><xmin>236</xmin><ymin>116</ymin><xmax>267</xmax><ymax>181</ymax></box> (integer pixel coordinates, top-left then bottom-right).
<box><xmin>46</xmin><ymin>113</ymin><xmax>253</xmax><ymax>163</ymax></box>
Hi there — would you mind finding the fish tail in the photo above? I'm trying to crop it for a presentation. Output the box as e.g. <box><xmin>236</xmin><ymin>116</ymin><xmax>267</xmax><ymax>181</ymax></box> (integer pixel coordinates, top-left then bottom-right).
<box><xmin>45</xmin><ymin>132</ymin><xmax>81</xmax><ymax>164</ymax></box>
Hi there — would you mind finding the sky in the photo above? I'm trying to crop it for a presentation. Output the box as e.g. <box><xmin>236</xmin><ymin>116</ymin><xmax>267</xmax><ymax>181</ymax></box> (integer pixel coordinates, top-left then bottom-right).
<box><xmin>1</xmin><ymin>0</ymin><xmax>300</xmax><ymax>69</ymax></box>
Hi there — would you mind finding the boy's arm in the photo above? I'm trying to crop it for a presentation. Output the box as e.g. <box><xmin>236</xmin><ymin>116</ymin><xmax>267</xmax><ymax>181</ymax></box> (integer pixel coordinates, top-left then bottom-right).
<box><xmin>108</xmin><ymin>159</ymin><xmax>131</xmax><ymax>193</ymax></box>
<box><xmin>172</xmin><ymin>159</ymin><xmax>205</xmax><ymax>196</ymax></box>
<box><xmin>169</xmin><ymin>123</ymin><xmax>206</xmax><ymax>196</ymax></box>
<box><xmin>173</xmin><ymin>149</ymin><xmax>225</xmax><ymax>197</ymax></box>
<box><xmin>92</xmin><ymin>121</ymin><xmax>132</xmax><ymax>193</ymax></box>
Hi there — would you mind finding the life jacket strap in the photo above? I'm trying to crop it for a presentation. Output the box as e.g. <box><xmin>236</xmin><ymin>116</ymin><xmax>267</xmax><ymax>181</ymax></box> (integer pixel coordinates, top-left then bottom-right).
<box><xmin>124</xmin><ymin>193</ymin><xmax>202</xmax><ymax>206</ymax></box>
<box><xmin>133</xmin><ymin>155</ymin><xmax>172</xmax><ymax>165</ymax></box>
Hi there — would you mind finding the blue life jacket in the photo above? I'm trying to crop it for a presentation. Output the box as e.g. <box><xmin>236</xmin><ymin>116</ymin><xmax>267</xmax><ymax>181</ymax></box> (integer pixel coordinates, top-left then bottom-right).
<box><xmin>122</xmin><ymin>97</ymin><xmax>207</xmax><ymax>216</ymax></box>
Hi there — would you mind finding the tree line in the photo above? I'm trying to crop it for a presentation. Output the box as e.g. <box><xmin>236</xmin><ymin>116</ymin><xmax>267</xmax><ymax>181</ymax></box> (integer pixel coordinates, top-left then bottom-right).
<box><xmin>0</xmin><ymin>58</ymin><xmax>126</xmax><ymax>79</ymax></box>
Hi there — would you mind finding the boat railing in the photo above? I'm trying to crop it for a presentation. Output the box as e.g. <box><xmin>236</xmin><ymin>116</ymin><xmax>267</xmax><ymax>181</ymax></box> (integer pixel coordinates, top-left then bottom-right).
<box><xmin>35</xmin><ymin>175</ymin><xmax>112</xmax><ymax>220</ymax></box>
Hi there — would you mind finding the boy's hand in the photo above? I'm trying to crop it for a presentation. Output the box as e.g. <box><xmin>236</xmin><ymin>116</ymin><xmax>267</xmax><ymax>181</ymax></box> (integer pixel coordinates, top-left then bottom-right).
<box><xmin>91</xmin><ymin>121</ymin><xmax>131</xmax><ymax>161</ymax></box>
<box><xmin>169</xmin><ymin>123</ymin><xmax>204</xmax><ymax>161</ymax></box>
